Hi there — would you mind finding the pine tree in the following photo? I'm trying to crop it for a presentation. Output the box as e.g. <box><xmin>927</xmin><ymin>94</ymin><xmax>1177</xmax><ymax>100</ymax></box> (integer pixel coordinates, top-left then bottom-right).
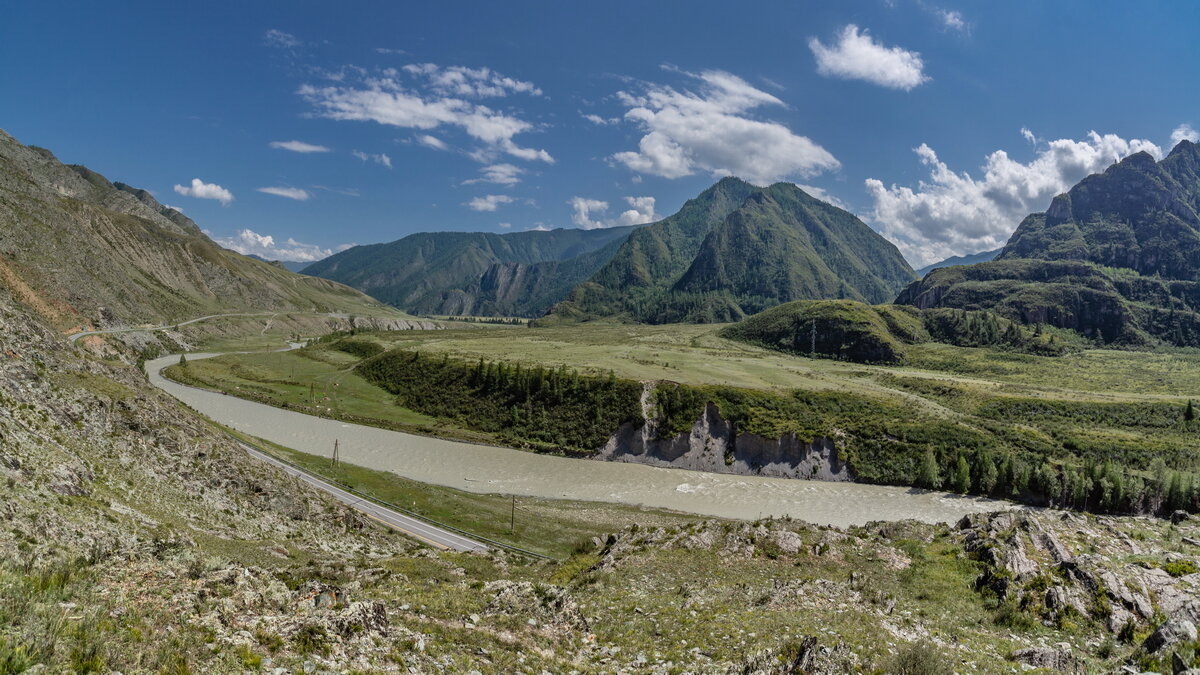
<box><xmin>917</xmin><ymin>450</ymin><xmax>942</xmax><ymax>490</ymax></box>
<box><xmin>952</xmin><ymin>454</ymin><xmax>971</xmax><ymax>493</ymax></box>
<box><xmin>1186</xmin><ymin>400</ymin><xmax>1196</xmax><ymax>423</ymax></box>
<box><xmin>178</xmin><ymin>354</ymin><xmax>188</xmax><ymax>367</ymax></box>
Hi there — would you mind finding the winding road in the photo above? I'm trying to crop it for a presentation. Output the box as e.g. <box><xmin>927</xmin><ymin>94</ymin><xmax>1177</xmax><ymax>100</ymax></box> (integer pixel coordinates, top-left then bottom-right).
<box><xmin>67</xmin><ymin>313</ymin><xmax>277</xmax><ymax>343</ymax></box>
<box><xmin>240</xmin><ymin>442</ymin><xmax>489</xmax><ymax>552</ymax></box>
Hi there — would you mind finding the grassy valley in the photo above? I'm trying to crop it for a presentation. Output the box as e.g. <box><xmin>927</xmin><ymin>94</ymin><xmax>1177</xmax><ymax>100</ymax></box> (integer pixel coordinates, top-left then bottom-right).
<box><xmin>165</xmin><ymin>321</ymin><xmax>1200</xmax><ymax>516</ymax></box>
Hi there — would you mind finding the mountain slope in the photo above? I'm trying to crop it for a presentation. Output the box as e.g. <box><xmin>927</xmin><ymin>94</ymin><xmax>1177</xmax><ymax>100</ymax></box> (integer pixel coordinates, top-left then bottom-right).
<box><xmin>913</xmin><ymin>247</ymin><xmax>1001</xmax><ymax>277</ymax></box>
<box><xmin>546</xmin><ymin>179</ymin><xmax>915</xmax><ymax>324</ymax></box>
<box><xmin>999</xmin><ymin>141</ymin><xmax>1200</xmax><ymax>274</ymax></box>
<box><xmin>545</xmin><ymin>177</ymin><xmax>760</xmax><ymax>322</ymax></box>
<box><xmin>0</xmin><ymin>129</ymin><xmax>402</xmax><ymax>330</ymax></box>
<box><xmin>665</xmin><ymin>183</ymin><xmax>915</xmax><ymax>322</ymax></box>
<box><xmin>896</xmin><ymin>141</ymin><xmax>1200</xmax><ymax>346</ymax></box>
<box><xmin>304</xmin><ymin>225</ymin><xmax>637</xmax><ymax>316</ymax></box>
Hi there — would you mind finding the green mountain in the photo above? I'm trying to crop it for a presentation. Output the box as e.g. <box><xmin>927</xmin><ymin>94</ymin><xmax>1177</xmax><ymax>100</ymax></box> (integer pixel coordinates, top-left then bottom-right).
<box><xmin>304</xmin><ymin>226</ymin><xmax>637</xmax><ymax>317</ymax></box>
<box><xmin>896</xmin><ymin>141</ymin><xmax>1200</xmax><ymax>347</ymax></box>
<box><xmin>913</xmin><ymin>247</ymin><xmax>1001</xmax><ymax>277</ymax></box>
<box><xmin>546</xmin><ymin>179</ymin><xmax>915</xmax><ymax>324</ymax></box>
<box><xmin>0</xmin><ymin>129</ymin><xmax>400</xmax><ymax>330</ymax></box>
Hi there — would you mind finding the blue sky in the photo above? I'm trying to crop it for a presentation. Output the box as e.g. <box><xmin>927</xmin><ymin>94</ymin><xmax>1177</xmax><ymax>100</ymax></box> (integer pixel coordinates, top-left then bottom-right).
<box><xmin>3</xmin><ymin>1</ymin><xmax>1198</xmax><ymax>266</ymax></box>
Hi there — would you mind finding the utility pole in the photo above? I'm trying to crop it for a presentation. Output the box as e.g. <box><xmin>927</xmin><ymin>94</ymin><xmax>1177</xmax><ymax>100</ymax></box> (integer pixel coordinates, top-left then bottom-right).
<box><xmin>510</xmin><ymin>495</ymin><xmax>516</xmax><ymax>534</ymax></box>
<box><xmin>332</xmin><ymin>439</ymin><xmax>339</xmax><ymax>467</ymax></box>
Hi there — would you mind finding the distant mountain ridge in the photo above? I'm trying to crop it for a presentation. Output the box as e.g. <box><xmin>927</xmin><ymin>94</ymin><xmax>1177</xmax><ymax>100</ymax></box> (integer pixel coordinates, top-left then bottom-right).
<box><xmin>913</xmin><ymin>248</ymin><xmax>1001</xmax><ymax>277</ymax></box>
<box><xmin>304</xmin><ymin>225</ymin><xmax>638</xmax><ymax>317</ymax></box>
<box><xmin>897</xmin><ymin>141</ymin><xmax>1200</xmax><ymax>347</ymax></box>
<box><xmin>0</xmin><ymin>129</ymin><xmax>401</xmax><ymax>329</ymax></box>
<box><xmin>546</xmin><ymin>178</ymin><xmax>915</xmax><ymax>324</ymax></box>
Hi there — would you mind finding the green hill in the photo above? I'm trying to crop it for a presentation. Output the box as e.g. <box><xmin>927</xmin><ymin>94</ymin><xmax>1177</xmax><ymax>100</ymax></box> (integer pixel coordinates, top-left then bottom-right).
<box><xmin>896</xmin><ymin>141</ymin><xmax>1200</xmax><ymax>347</ymax></box>
<box><xmin>546</xmin><ymin>180</ymin><xmax>915</xmax><ymax>324</ymax></box>
<box><xmin>304</xmin><ymin>225</ymin><xmax>638</xmax><ymax>317</ymax></box>
<box><xmin>720</xmin><ymin>300</ymin><xmax>927</xmax><ymax>364</ymax></box>
<box><xmin>0</xmin><ymin>129</ymin><xmax>400</xmax><ymax>330</ymax></box>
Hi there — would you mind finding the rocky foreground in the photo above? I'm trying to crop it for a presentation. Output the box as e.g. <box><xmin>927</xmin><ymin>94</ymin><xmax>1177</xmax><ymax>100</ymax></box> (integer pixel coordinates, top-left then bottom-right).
<box><xmin>4</xmin><ymin>283</ymin><xmax>1200</xmax><ymax>673</ymax></box>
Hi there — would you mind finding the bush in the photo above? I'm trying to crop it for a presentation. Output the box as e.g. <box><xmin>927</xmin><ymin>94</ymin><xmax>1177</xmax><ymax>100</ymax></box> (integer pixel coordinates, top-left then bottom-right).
<box><xmin>886</xmin><ymin>641</ymin><xmax>953</xmax><ymax>675</ymax></box>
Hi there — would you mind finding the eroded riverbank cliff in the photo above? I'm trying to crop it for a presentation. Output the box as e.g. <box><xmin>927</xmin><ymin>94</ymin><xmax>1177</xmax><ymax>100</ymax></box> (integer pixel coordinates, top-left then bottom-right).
<box><xmin>598</xmin><ymin>399</ymin><xmax>852</xmax><ymax>481</ymax></box>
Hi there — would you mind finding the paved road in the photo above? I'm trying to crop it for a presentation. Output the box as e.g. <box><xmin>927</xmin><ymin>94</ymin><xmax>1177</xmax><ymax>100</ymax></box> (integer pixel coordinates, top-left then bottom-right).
<box><xmin>68</xmin><ymin>312</ymin><xmax>276</xmax><ymax>343</ymax></box>
<box><xmin>240</xmin><ymin>443</ymin><xmax>489</xmax><ymax>553</ymax></box>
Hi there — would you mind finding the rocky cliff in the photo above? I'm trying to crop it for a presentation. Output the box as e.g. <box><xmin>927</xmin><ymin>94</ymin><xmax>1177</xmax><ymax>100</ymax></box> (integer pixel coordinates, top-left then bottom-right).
<box><xmin>599</xmin><ymin>397</ymin><xmax>852</xmax><ymax>481</ymax></box>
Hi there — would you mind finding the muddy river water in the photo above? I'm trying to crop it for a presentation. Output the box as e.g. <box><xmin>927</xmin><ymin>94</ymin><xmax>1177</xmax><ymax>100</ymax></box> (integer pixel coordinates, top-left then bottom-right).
<box><xmin>147</xmin><ymin>353</ymin><xmax>1018</xmax><ymax>527</ymax></box>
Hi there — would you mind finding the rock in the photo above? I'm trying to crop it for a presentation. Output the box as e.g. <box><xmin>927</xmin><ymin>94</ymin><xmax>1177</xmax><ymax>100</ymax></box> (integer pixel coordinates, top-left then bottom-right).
<box><xmin>1174</xmin><ymin>511</ymin><xmax>1191</xmax><ymax>524</ymax></box>
<box><xmin>771</xmin><ymin>530</ymin><xmax>803</xmax><ymax>554</ymax></box>
<box><xmin>1011</xmin><ymin>647</ymin><xmax>1076</xmax><ymax>671</ymax></box>
<box><xmin>1144</xmin><ymin>617</ymin><xmax>1197</xmax><ymax>653</ymax></box>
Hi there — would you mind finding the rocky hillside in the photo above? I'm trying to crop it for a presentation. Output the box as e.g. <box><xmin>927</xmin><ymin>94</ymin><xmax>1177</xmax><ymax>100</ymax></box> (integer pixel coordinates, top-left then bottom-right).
<box><xmin>304</xmin><ymin>226</ymin><xmax>638</xmax><ymax>317</ymax></box>
<box><xmin>545</xmin><ymin>179</ymin><xmax>915</xmax><ymax>324</ymax></box>
<box><xmin>0</xmin><ymin>129</ymin><xmax>403</xmax><ymax>331</ymax></box>
<box><xmin>897</xmin><ymin>142</ymin><xmax>1200</xmax><ymax>347</ymax></box>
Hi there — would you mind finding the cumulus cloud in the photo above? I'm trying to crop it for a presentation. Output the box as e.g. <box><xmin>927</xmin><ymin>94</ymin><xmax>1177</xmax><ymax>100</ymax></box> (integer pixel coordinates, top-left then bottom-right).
<box><xmin>569</xmin><ymin>196</ymin><xmax>658</xmax><ymax>229</ymax></box>
<box><xmin>865</xmin><ymin>130</ymin><xmax>1163</xmax><ymax>266</ymax></box>
<box><xmin>1172</xmin><ymin>124</ymin><xmax>1199</xmax><ymax>147</ymax></box>
<box><xmin>809</xmin><ymin>25</ymin><xmax>929</xmax><ymax>90</ymax></box>
<box><xmin>264</xmin><ymin>29</ymin><xmax>301</xmax><ymax>49</ymax></box>
<box><xmin>257</xmin><ymin>186</ymin><xmax>310</xmax><ymax>201</ymax></box>
<box><xmin>163</xmin><ymin>204</ymin><xmax>183</xmax><ymax>213</ymax></box>
<box><xmin>417</xmin><ymin>134</ymin><xmax>449</xmax><ymax>151</ymax></box>
<box><xmin>352</xmin><ymin>150</ymin><xmax>392</xmax><ymax>168</ymax></box>
<box><xmin>299</xmin><ymin>62</ymin><xmax>552</xmax><ymax>164</ymax></box>
<box><xmin>214</xmin><ymin>228</ymin><xmax>338</xmax><ymax>262</ymax></box>
<box><xmin>463</xmin><ymin>163</ymin><xmax>524</xmax><ymax>186</ymax></box>
<box><xmin>173</xmin><ymin>178</ymin><xmax>234</xmax><ymax>206</ymax></box>
<box><xmin>466</xmin><ymin>194</ymin><xmax>515</xmax><ymax>212</ymax></box>
<box><xmin>269</xmin><ymin>140</ymin><xmax>330</xmax><ymax>153</ymax></box>
<box><xmin>498</xmin><ymin>222</ymin><xmax>512</xmax><ymax>229</ymax></box>
<box><xmin>611</xmin><ymin>69</ymin><xmax>839</xmax><ymax>184</ymax></box>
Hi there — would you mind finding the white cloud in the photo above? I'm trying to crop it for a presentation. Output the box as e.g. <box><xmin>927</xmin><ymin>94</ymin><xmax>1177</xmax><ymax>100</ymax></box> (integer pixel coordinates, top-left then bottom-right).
<box><xmin>611</xmin><ymin>69</ymin><xmax>839</xmax><ymax>184</ymax></box>
<box><xmin>809</xmin><ymin>25</ymin><xmax>929</xmax><ymax>90</ymax></box>
<box><xmin>351</xmin><ymin>150</ymin><xmax>392</xmax><ymax>168</ymax></box>
<box><xmin>1172</xmin><ymin>124</ymin><xmax>1199</xmax><ymax>147</ymax></box>
<box><xmin>939</xmin><ymin>10</ymin><xmax>966</xmax><ymax>31</ymax></box>
<box><xmin>215</xmin><ymin>228</ymin><xmax>338</xmax><ymax>262</ymax></box>
<box><xmin>163</xmin><ymin>204</ymin><xmax>183</xmax><ymax>213</ymax></box>
<box><xmin>463</xmin><ymin>163</ymin><xmax>524</xmax><ymax>186</ymax></box>
<box><xmin>269</xmin><ymin>140</ymin><xmax>330</xmax><ymax>153</ymax></box>
<box><xmin>264</xmin><ymin>29</ymin><xmax>301</xmax><ymax>49</ymax></box>
<box><xmin>417</xmin><ymin>134</ymin><xmax>449</xmax><ymax>151</ymax></box>
<box><xmin>466</xmin><ymin>194</ymin><xmax>515</xmax><ymax>212</ymax></box>
<box><xmin>375</xmin><ymin>47</ymin><xmax>406</xmax><ymax>55</ymax></box>
<box><xmin>401</xmin><ymin>63</ymin><xmax>542</xmax><ymax>98</ymax></box>
<box><xmin>299</xmin><ymin>62</ymin><xmax>552</xmax><ymax>164</ymax></box>
<box><xmin>173</xmin><ymin>178</ymin><xmax>234</xmax><ymax>206</ymax></box>
<box><xmin>498</xmin><ymin>222</ymin><xmax>512</xmax><ymax>229</ymax></box>
<box><xmin>569</xmin><ymin>196</ymin><xmax>658</xmax><ymax>229</ymax></box>
<box><xmin>257</xmin><ymin>186</ymin><xmax>310</xmax><ymax>201</ymax></box>
<box><xmin>795</xmin><ymin>184</ymin><xmax>849</xmax><ymax>210</ymax></box>
<box><xmin>582</xmin><ymin>113</ymin><xmax>619</xmax><ymax>125</ymax></box>
<box><xmin>865</xmin><ymin>130</ymin><xmax>1164</xmax><ymax>266</ymax></box>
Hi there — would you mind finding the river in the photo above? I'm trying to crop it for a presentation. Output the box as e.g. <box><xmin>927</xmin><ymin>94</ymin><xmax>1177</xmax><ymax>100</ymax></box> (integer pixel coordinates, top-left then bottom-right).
<box><xmin>146</xmin><ymin>353</ymin><xmax>1018</xmax><ymax>527</ymax></box>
